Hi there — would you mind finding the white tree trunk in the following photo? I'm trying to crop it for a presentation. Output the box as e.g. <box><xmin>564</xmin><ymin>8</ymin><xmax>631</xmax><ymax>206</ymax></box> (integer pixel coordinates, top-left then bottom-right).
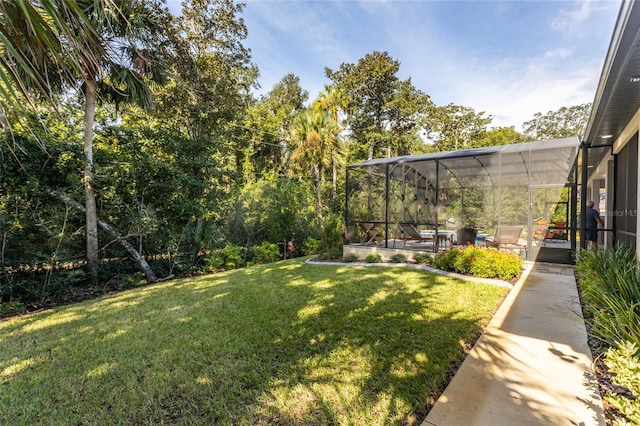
<box><xmin>312</xmin><ymin>164</ymin><xmax>325</xmax><ymax>231</ymax></box>
<box><xmin>48</xmin><ymin>190</ymin><xmax>158</xmax><ymax>283</ymax></box>
<box><xmin>84</xmin><ymin>79</ymin><xmax>99</xmax><ymax>284</ymax></box>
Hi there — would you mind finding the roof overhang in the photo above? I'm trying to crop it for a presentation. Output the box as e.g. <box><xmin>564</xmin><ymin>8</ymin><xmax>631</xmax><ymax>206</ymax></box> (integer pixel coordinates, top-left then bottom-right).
<box><xmin>584</xmin><ymin>0</ymin><xmax>640</xmax><ymax>147</ymax></box>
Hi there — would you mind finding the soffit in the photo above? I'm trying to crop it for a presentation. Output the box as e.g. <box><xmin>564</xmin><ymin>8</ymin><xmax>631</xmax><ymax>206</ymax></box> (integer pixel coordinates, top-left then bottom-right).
<box><xmin>584</xmin><ymin>0</ymin><xmax>640</xmax><ymax>148</ymax></box>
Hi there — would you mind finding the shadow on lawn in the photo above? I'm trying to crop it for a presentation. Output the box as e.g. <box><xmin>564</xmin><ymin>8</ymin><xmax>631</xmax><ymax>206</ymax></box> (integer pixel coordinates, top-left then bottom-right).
<box><xmin>0</xmin><ymin>259</ymin><xmax>505</xmax><ymax>425</ymax></box>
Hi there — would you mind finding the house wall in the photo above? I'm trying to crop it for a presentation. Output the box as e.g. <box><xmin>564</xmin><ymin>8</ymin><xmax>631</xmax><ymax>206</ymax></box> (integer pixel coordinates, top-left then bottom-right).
<box><xmin>610</xmin><ymin>107</ymin><xmax>640</xmax><ymax>250</ymax></box>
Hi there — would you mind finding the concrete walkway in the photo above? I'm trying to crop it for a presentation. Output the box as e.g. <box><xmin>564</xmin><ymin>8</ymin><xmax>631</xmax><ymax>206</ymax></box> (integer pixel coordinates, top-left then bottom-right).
<box><xmin>423</xmin><ymin>263</ymin><xmax>606</xmax><ymax>426</ymax></box>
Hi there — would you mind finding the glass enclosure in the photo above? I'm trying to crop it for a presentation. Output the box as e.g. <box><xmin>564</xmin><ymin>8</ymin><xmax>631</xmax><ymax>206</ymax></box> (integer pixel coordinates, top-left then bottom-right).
<box><xmin>345</xmin><ymin>138</ymin><xmax>580</xmax><ymax>263</ymax></box>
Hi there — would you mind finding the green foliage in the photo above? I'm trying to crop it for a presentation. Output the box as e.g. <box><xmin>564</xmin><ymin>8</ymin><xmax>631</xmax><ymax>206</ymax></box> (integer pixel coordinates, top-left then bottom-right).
<box><xmin>302</xmin><ymin>237</ymin><xmax>322</xmax><ymax>256</ymax></box>
<box><xmin>205</xmin><ymin>244</ymin><xmax>244</xmax><ymax>271</ymax></box>
<box><xmin>434</xmin><ymin>247</ymin><xmax>522</xmax><ymax>281</ymax></box>
<box><xmin>413</xmin><ymin>252</ymin><xmax>432</xmax><ymax>265</ymax></box>
<box><xmin>433</xmin><ymin>248</ymin><xmax>461</xmax><ymax>271</ymax></box>
<box><xmin>523</xmin><ymin>103</ymin><xmax>591</xmax><ymax>140</ymax></box>
<box><xmin>390</xmin><ymin>253</ymin><xmax>407</xmax><ymax>263</ymax></box>
<box><xmin>229</xmin><ymin>177</ymin><xmax>316</xmax><ymax>248</ymax></box>
<box><xmin>0</xmin><ymin>300</ymin><xmax>26</xmax><ymax>318</ymax></box>
<box><xmin>343</xmin><ymin>253</ymin><xmax>359</xmax><ymax>263</ymax></box>
<box><xmin>452</xmin><ymin>248</ymin><xmax>476</xmax><ymax>275</ymax></box>
<box><xmin>320</xmin><ymin>214</ymin><xmax>345</xmax><ymax>258</ymax></box>
<box><xmin>425</xmin><ymin>103</ymin><xmax>493</xmax><ymax>151</ymax></box>
<box><xmin>121</xmin><ymin>272</ymin><xmax>146</xmax><ymax>289</ymax></box>
<box><xmin>242</xmin><ymin>74</ymin><xmax>308</xmax><ymax>177</ymax></box>
<box><xmin>476</xmin><ymin>126</ymin><xmax>533</xmax><ymax>147</ymax></box>
<box><xmin>603</xmin><ymin>341</ymin><xmax>640</xmax><ymax>425</ymax></box>
<box><xmin>576</xmin><ymin>245</ymin><xmax>640</xmax><ymax>347</ymax></box>
<box><xmin>364</xmin><ymin>253</ymin><xmax>382</xmax><ymax>263</ymax></box>
<box><xmin>250</xmin><ymin>241</ymin><xmax>281</xmax><ymax>265</ymax></box>
<box><xmin>327</xmin><ymin>50</ymin><xmax>433</xmax><ymax>161</ymax></box>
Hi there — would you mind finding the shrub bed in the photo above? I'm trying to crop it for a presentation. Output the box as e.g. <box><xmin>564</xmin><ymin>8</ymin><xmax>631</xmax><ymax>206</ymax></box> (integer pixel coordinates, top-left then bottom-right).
<box><xmin>575</xmin><ymin>245</ymin><xmax>640</xmax><ymax>348</ymax></box>
<box><xmin>433</xmin><ymin>246</ymin><xmax>522</xmax><ymax>281</ymax></box>
<box><xmin>576</xmin><ymin>245</ymin><xmax>640</xmax><ymax>424</ymax></box>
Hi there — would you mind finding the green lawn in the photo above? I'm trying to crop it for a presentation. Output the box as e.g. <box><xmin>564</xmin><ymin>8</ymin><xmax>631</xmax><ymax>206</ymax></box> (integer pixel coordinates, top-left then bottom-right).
<box><xmin>0</xmin><ymin>259</ymin><xmax>508</xmax><ymax>425</ymax></box>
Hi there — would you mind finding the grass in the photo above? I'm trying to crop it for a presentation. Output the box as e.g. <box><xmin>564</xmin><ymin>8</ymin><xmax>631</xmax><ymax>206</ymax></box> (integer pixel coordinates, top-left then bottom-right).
<box><xmin>0</xmin><ymin>258</ymin><xmax>508</xmax><ymax>425</ymax></box>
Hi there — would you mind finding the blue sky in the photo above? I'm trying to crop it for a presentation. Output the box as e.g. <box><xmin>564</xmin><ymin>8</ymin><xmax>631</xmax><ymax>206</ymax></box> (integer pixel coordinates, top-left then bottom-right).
<box><xmin>166</xmin><ymin>0</ymin><xmax>621</xmax><ymax>130</ymax></box>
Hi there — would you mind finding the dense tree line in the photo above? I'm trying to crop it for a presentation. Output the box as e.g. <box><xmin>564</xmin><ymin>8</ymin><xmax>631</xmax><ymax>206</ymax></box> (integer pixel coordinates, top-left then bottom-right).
<box><xmin>0</xmin><ymin>0</ymin><xmax>591</xmax><ymax>312</ymax></box>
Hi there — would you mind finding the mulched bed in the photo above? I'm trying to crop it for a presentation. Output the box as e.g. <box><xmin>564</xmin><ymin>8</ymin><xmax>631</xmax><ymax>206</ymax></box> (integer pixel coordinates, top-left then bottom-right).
<box><xmin>587</xmin><ymin>335</ymin><xmax>635</xmax><ymax>425</ymax></box>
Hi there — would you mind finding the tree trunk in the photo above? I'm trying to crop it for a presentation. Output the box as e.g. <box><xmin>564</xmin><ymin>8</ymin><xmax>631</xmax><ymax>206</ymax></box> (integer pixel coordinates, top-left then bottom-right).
<box><xmin>48</xmin><ymin>190</ymin><xmax>158</xmax><ymax>283</ymax></box>
<box><xmin>312</xmin><ymin>164</ymin><xmax>325</xmax><ymax>231</ymax></box>
<box><xmin>83</xmin><ymin>79</ymin><xmax>99</xmax><ymax>285</ymax></box>
<box><xmin>97</xmin><ymin>219</ymin><xmax>158</xmax><ymax>283</ymax></box>
<box><xmin>332</xmin><ymin>163</ymin><xmax>337</xmax><ymax>204</ymax></box>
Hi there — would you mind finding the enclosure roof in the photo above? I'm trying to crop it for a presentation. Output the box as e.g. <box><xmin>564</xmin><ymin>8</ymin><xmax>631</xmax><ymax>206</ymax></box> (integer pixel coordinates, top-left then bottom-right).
<box><xmin>347</xmin><ymin>137</ymin><xmax>580</xmax><ymax>169</ymax></box>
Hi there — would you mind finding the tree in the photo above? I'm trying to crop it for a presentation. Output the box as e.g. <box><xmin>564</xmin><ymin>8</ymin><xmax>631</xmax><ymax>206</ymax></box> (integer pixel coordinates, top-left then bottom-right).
<box><xmin>0</xmin><ymin>0</ymin><xmax>104</xmax><ymax>108</ymax></box>
<box><xmin>425</xmin><ymin>103</ymin><xmax>493</xmax><ymax>151</ymax></box>
<box><xmin>0</xmin><ymin>0</ymin><xmax>168</xmax><ymax>284</ymax></box>
<box><xmin>77</xmin><ymin>1</ymin><xmax>168</xmax><ymax>284</ymax></box>
<box><xmin>313</xmin><ymin>84</ymin><xmax>346</xmax><ymax>125</ymax></box>
<box><xmin>312</xmin><ymin>84</ymin><xmax>347</xmax><ymax>204</ymax></box>
<box><xmin>326</xmin><ymin>51</ymin><xmax>433</xmax><ymax>161</ymax></box>
<box><xmin>150</xmin><ymin>0</ymin><xmax>255</xmax><ymax>265</ymax></box>
<box><xmin>476</xmin><ymin>126</ymin><xmax>533</xmax><ymax>147</ymax></box>
<box><xmin>290</xmin><ymin>110</ymin><xmax>342</xmax><ymax>231</ymax></box>
<box><xmin>242</xmin><ymin>74</ymin><xmax>308</xmax><ymax>179</ymax></box>
<box><xmin>522</xmin><ymin>103</ymin><xmax>592</xmax><ymax>140</ymax></box>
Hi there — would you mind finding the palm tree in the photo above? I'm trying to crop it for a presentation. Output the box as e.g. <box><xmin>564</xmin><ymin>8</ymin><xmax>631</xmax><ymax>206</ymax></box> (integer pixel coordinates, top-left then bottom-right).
<box><xmin>313</xmin><ymin>84</ymin><xmax>347</xmax><ymax>124</ymax></box>
<box><xmin>312</xmin><ymin>85</ymin><xmax>347</xmax><ymax>204</ymax></box>
<box><xmin>290</xmin><ymin>110</ymin><xmax>343</xmax><ymax>231</ymax></box>
<box><xmin>77</xmin><ymin>1</ymin><xmax>168</xmax><ymax>284</ymax></box>
<box><xmin>0</xmin><ymin>0</ymin><xmax>167</xmax><ymax>283</ymax></box>
<box><xmin>0</xmin><ymin>0</ymin><xmax>104</xmax><ymax>107</ymax></box>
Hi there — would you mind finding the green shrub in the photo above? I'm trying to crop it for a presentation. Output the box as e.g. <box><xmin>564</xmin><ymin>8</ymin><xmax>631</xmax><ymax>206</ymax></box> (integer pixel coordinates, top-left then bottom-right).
<box><xmin>433</xmin><ymin>246</ymin><xmax>522</xmax><ymax>281</ymax></box>
<box><xmin>576</xmin><ymin>245</ymin><xmax>640</xmax><ymax>347</ymax></box>
<box><xmin>343</xmin><ymin>253</ymin><xmax>359</xmax><ymax>263</ymax></box>
<box><xmin>603</xmin><ymin>341</ymin><xmax>640</xmax><ymax>424</ymax></box>
<box><xmin>364</xmin><ymin>253</ymin><xmax>382</xmax><ymax>263</ymax></box>
<box><xmin>453</xmin><ymin>247</ymin><xmax>478</xmax><ymax>275</ymax></box>
<box><xmin>222</xmin><ymin>244</ymin><xmax>243</xmax><ymax>269</ymax></box>
<box><xmin>413</xmin><ymin>252</ymin><xmax>432</xmax><ymax>265</ymax></box>
<box><xmin>302</xmin><ymin>237</ymin><xmax>322</xmax><ymax>256</ymax></box>
<box><xmin>467</xmin><ymin>247</ymin><xmax>521</xmax><ymax>281</ymax></box>
<box><xmin>204</xmin><ymin>250</ymin><xmax>225</xmax><ymax>270</ymax></box>
<box><xmin>321</xmin><ymin>215</ymin><xmax>345</xmax><ymax>258</ymax></box>
<box><xmin>205</xmin><ymin>244</ymin><xmax>244</xmax><ymax>271</ymax></box>
<box><xmin>433</xmin><ymin>248</ymin><xmax>461</xmax><ymax>271</ymax></box>
<box><xmin>390</xmin><ymin>253</ymin><xmax>407</xmax><ymax>263</ymax></box>
<box><xmin>121</xmin><ymin>272</ymin><xmax>146</xmax><ymax>289</ymax></box>
<box><xmin>491</xmin><ymin>251</ymin><xmax>523</xmax><ymax>280</ymax></box>
<box><xmin>0</xmin><ymin>300</ymin><xmax>26</xmax><ymax>317</ymax></box>
<box><xmin>251</xmin><ymin>241</ymin><xmax>281</xmax><ymax>265</ymax></box>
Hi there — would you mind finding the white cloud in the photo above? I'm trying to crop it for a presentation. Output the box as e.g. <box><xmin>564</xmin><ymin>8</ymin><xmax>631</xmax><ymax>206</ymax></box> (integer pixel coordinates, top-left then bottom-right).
<box><xmin>446</xmin><ymin>58</ymin><xmax>601</xmax><ymax>131</ymax></box>
<box><xmin>545</xmin><ymin>48</ymin><xmax>572</xmax><ymax>59</ymax></box>
<box><xmin>551</xmin><ymin>0</ymin><xmax>595</xmax><ymax>32</ymax></box>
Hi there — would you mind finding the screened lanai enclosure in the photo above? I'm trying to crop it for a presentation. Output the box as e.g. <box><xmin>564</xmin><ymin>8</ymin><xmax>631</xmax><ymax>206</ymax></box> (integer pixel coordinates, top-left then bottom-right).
<box><xmin>345</xmin><ymin>137</ymin><xmax>580</xmax><ymax>263</ymax></box>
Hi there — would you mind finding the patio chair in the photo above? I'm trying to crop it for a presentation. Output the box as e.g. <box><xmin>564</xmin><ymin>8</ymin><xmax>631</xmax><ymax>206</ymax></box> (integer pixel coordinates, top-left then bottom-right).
<box><xmin>484</xmin><ymin>226</ymin><xmax>525</xmax><ymax>250</ymax></box>
<box><xmin>358</xmin><ymin>222</ymin><xmax>382</xmax><ymax>246</ymax></box>
<box><xmin>393</xmin><ymin>223</ymin><xmax>435</xmax><ymax>248</ymax></box>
